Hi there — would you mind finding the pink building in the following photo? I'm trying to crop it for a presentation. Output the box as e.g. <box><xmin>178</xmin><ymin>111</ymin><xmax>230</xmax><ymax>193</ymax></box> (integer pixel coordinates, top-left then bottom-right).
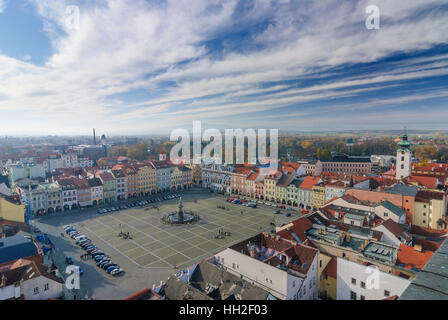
<box><xmin>255</xmin><ymin>181</ymin><xmax>264</xmax><ymax>200</ymax></box>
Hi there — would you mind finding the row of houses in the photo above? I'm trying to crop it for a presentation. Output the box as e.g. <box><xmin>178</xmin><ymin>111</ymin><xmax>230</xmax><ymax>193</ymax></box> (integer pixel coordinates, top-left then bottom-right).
<box><xmin>13</xmin><ymin>160</ymin><xmax>192</xmax><ymax>216</ymax></box>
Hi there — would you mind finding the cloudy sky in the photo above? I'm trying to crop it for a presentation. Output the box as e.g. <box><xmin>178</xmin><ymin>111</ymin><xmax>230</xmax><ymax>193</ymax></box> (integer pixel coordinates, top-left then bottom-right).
<box><xmin>0</xmin><ymin>0</ymin><xmax>447</xmax><ymax>136</ymax></box>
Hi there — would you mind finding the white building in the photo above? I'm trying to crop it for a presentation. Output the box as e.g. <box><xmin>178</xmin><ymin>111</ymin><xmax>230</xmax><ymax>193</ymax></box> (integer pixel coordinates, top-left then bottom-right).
<box><xmin>337</xmin><ymin>258</ymin><xmax>410</xmax><ymax>300</ymax></box>
<box><xmin>0</xmin><ymin>259</ymin><xmax>64</xmax><ymax>300</ymax></box>
<box><xmin>202</xmin><ymin>164</ymin><xmax>234</xmax><ymax>194</ymax></box>
<box><xmin>56</xmin><ymin>178</ymin><xmax>78</xmax><ymax>211</ymax></box>
<box><xmin>152</xmin><ymin>161</ymin><xmax>171</xmax><ymax>192</ymax></box>
<box><xmin>112</xmin><ymin>169</ymin><xmax>127</xmax><ymax>200</ymax></box>
<box><xmin>396</xmin><ymin>133</ymin><xmax>412</xmax><ymax>180</ymax></box>
<box><xmin>324</xmin><ymin>184</ymin><xmax>346</xmax><ymax>204</ymax></box>
<box><xmin>214</xmin><ymin>233</ymin><xmax>319</xmax><ymax>300</ymax></box>
<box><xmin>373</xmin><ymin>219</ymin><xmax>412</xmax><ymax>247</ymax></box>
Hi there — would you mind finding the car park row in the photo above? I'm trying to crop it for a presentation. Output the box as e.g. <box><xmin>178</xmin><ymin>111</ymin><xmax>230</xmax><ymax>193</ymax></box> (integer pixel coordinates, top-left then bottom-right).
<box><xmin>96</xmin><ymin>193</ymin><xmax>181</xmax><ymax>214</ymax></box>
<box><xmin>63</xmin><ymin>225</ymin><xmax>124</xmax><ymax>276</ymax></box>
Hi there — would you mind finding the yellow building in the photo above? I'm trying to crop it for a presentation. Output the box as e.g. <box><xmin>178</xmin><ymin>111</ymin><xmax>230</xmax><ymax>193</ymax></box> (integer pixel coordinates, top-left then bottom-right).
<box><xmin>275</xmin><ymin>174</ymin><xmax>294</xmax><ymax>204</ymax></box>
<box><xmin>413</xmin><ymin>190</ymin><xmax>447</xmax><ymax>230</ymax></box>
<box><xmin>0</xmin><ymin>195</ymin><xmax>26</xmax><ymax>223</ymax></box>
<box><xmin>319</xmin><ymin>257</ymin><xmax>337</xmax><ymax>300</ymax></box>
<box><xmin>263</xmin><ymin>173</ymin><xmax>279</xmax><ymax>202</ymax></box>
<box><xmin>136</xmin><ymin>163</ymin><xmax>157</xmax><ymax>196</ymax></box>
<box><xmin>312</xmin><ymin>182</ymin><xmax>326</xmax><ymax>209</ymax></box>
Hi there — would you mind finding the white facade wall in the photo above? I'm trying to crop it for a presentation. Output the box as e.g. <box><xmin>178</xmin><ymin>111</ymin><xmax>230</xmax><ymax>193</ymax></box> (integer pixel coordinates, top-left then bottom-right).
<box><xmin>215</xmin><ymin>248</ymin><xmax>318</xmax><ymax>300</ymax></box>
<box><xmin>337</xmin><ymin>258</ymin><xmax>410</xmax><ymax>300</ymax></box>
<box><xmin>61</xmin><ymin>188</ymin><xmax>78</xmax><ymax>209</ymax></box>
<box><xmin>156</xmin><ymin>168</ymin><xmax>171</xmax><ymax>191</ymax></box>
<box><xmin>28</xmin><ymin>164</ymin><xmax>46</xmax><ymax>179</ymax></box>
<box><xmin>0</xmin><ymin>284</ymin><xmax>19</xmax><ymax>300</ymax></box>
<box><xmin>325</xmin><ymin>186</ymin><xmax>346</xmax><ymax>204</ymax></box>
<box><xmin>374</xmin><ymin>205</ymin><xmax>405</xmax><ymax>224</ymax></box>
<box><xmin>297</xmin><ymin>188</ymin><xmax>313</xmax><ymax>208</ymax></box>
<box><xmin>21</xmin><ymin>276</ymin><xmax>63</xmax><ymax>300</ymax></box>
<box><xmin>115</xmin><ymin>177</ymin><xmax>127</xmax><ymax>200</ymax></box>
<box><xmin>396</xmin><ymin>149</ymin><xmax>412</xmax><ymax>180</ymax></box>
<box><xmin>372</xmin><ymin>225</ymin><xmax>403</xmax><ymax>247</ymax></box>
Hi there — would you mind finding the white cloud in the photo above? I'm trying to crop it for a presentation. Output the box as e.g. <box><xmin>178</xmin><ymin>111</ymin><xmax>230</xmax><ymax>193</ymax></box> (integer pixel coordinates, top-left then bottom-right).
<box><xmin>0</xmin><ymin>0</ymin><xmax>447</xmax><ymax>134</ymax></box>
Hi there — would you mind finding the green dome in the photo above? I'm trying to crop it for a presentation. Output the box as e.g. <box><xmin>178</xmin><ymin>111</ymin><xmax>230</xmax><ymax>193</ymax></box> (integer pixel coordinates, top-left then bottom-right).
<box><xmin>397</xmin><ymin>133</ymin><xmax>411</xmax><ymax>151</ymax></box>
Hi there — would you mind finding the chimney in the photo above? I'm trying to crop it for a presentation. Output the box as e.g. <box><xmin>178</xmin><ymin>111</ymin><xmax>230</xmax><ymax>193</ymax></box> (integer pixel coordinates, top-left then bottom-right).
<box><xmin>1</xmin><ymin>274</ymin><xmax>6</xmax><ymax>288</ymax></box>
<box><xmin>345</xmin><ymin>232</ymin><xmax>351</xmax><ymax>242</ymax></box>
<box><xmin>361</xmin><ymin>243</ymin><xmax>365</xmax><ymax>251</ymax></box>
<box><xmin>93</xmin><ymin>128</ymin><xmax>96</xmax><ymax>145</ymax></box>
<box><xmin>323</xmin><ymin>228</ymin><xmax>327</xmax><ymax>235</ymax></box>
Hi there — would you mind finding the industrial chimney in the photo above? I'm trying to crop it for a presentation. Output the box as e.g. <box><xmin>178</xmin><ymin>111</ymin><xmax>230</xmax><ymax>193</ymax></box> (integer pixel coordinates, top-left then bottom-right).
<box><xmin>93</xmin><ymin>128</ymin><xmax>96</xmax><ymax>145</ymax></box>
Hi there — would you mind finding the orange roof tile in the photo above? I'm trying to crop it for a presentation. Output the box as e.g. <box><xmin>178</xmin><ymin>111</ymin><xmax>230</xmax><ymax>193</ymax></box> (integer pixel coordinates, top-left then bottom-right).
<box><xmin>397</xmin><ymin>244</ymin><xmax>433</xmax><ymax>270</ymax></box>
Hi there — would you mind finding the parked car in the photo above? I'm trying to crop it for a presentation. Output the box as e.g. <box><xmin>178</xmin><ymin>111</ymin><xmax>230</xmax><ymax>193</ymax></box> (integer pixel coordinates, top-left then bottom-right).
<box><xmin>286</xmin><ymin>213</ymin><xmax>291</xmax><ymax>217</ymax></box>
<box><xmin>81</xmin><ymin>241</ymin><xmax>95</xmax><ymax>250</ymax></box>
<box><xmin>301</xmin><ymin>210</ymin><xmax>310</xmax><ymax>214</ymax></box>
<box><xmin>92</xmin><ymin>251</ymin><xmax>105</xmax><ymax>257</ymax></box>
<box><xmin>94</xmin><ymin>255</ymin><xmax>106</xmax><ymax>262</ymax></box>
<box><xmin>106</xmin><ymin>265</ymin><xmax>120</xmax><ymax>273</ymax></box>
<box><xmin>78</xmin><ymin>239</ymin><xmax>91</xmax><ymax>245</ymax></box>
<box><xmin>103</xmin><ymin>263</ymin><xmax>118</xmax><ymax>270</ymax></box>
<box><xmin>279</xmin><ymin>205</ymin><xmax>286</xmax><ymax>209</ymax></box>
<box><xmin>65</xmin><ymin>256</ymin><xmax>73</xmax><ymax>265</ymax></box>
<box><xmin>110</xmin><ymin>268</ymin><xmax>123</xmax><ymax>276</ymax></box>
<box><xmin>98</xmin><ymin>259</ymin><xmax>111</xmax><ymax>267</ymax></box>
<box><xmin>274</xmin><ymin>210</ymin><xmax>281</xmax><ymax>214</ymax></box>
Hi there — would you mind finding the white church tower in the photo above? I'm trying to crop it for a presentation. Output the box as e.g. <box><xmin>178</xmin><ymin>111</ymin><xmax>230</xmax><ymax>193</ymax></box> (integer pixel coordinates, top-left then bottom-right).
<box><xmin>396</xmin><ymin>131</ymin><xmax>412</xmax><ymax>180</ymax></box>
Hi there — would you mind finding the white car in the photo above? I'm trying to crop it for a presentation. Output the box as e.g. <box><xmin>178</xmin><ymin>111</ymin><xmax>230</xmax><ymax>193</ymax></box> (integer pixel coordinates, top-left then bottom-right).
<box><xmin>110</xmin><ymin>268</ymin><xmax>123</xmax><ymax>276</ymax></box>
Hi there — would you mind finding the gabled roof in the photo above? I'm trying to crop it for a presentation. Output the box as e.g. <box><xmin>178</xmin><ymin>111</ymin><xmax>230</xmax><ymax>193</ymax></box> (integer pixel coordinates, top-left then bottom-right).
<box><xmin>163</xmin><ymin>276</ymin><xmax>212</xmax><ymax>300</ymax></box>
<box><xmin>380</xmin><ymin>219</ymin><xmax>411</xmax><ymax>242</ymax></box>
<box><xmin>322</xmin><ymin>257</ymin><xmax>337</xmax><ymax>279</ymax></box>
<box><xmin>276</xmin><ymin>173</ymin><xmax>294</xmax><ymax>188</ymax></box>
<box><xmin>189</xmin><ymin>260</ymin><xmax>271</xmax><ymax>300</ymax></box>
<box><xmin>97</xmin><ymin>172</ymin><xmax>114</xmax><ymax>182</ymax></box>
<box><xmin>0</xmin><ymin>258</ymin><xmax>63</xmax><ymax>286</ymax></box>
<box><xmin>405</xmin><ymin>175</ymin><xmax>438</xmax><ymax>189</ymax></box>
<box><xmin>380</xmin><ymin>201</ymin><xmax>405</xmax><ymax>218</ymax></box>
<box><xmin>385</xmin><ymin>184</ymin><xmax>419</xmax><ymax>197</ymax></box>
<box><xmin>299</xmin><ymin>176</ymin><xmax>321</xmax><ymax>190</ymax></box>
<box><xmin>87</xmin><ymin>177</ymin><xmax>103</xmax><ymax>187</ymax></box>
<box><xmin>0</xmin><ymin>235</ymin><xmax>39</xmax><ymax>264</ymax></box>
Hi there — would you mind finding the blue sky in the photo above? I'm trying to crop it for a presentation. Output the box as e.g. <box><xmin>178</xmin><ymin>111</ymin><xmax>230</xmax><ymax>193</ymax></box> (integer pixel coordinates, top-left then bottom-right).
<box><xmin>0</xmin><ymin>0</ymin><xmax>447</xmax><ymax>136</ymax></box>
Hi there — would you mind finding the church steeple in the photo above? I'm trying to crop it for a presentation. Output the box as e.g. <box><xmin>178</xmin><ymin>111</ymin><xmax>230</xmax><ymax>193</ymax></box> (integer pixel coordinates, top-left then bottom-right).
<box><xmin>396</xmin><ymin>128</ymin><xmax>412</xmax><ymax>180</ymax></box>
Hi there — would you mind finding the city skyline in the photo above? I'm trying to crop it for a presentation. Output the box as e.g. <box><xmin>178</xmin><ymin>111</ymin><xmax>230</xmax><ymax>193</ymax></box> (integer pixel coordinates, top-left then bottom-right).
<box><xmin>0</xmin><ymin>0</ymin><xmax>447</xmax><ymax>135</ymax></box>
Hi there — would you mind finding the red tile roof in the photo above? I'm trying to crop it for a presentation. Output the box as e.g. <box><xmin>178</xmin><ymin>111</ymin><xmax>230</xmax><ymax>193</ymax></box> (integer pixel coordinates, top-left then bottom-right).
<box><xmin>397</xmin><ymin>244</ymin><xmax>433</xmax><ymax>270</ymax></box>
<box><xmin>299</xmin><ymin>176</ymin><xmax>321</xmax><ymax>190</ymax></box>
